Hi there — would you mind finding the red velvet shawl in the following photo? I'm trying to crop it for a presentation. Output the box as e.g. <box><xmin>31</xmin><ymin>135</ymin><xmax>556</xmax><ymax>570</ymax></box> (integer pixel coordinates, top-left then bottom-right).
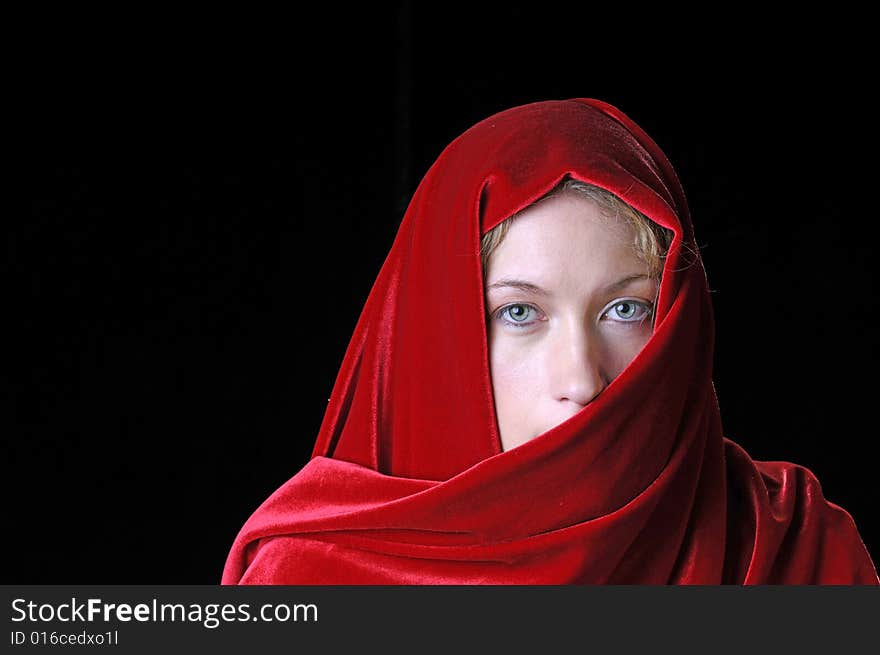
<box><xmin>222</xmin><ymin>98</ymin><xmax>878</xmax><ymax>584</ymax></box>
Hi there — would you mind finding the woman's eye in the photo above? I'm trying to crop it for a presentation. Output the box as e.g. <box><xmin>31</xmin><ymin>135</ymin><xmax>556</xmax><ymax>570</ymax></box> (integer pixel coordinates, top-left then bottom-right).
<box><xmin>497</xmin><ymin>303</ymin><xmax>539</xmax><ymax>327</ymax></box>
<box><xmin>605</xmin><ymin>300</ymin><xmax>652</xmax><ymax>323</ymax></box>
<box><xmin>494</xmin><ymin>300</ymin><xmax>652</xmax><ymax>329</ymax></box>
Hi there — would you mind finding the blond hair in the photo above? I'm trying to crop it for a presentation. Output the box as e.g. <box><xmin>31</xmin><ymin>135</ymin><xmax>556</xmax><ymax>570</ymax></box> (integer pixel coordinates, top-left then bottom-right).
<box><xmin>480</xmin><ymin>178</ymin><xmax>675</xmax><ymax>282</ymax></box>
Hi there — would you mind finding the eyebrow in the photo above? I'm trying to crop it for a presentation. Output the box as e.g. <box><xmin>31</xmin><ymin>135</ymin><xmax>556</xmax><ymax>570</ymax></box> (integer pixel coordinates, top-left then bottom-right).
<box><xmin>486</xmin><ymin>274</ymin><xmax>653</xmax><ymax>296</ymax></box>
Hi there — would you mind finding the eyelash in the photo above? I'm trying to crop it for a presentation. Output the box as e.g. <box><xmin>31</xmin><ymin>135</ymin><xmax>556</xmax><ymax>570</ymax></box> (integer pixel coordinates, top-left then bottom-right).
<box><xmin>493</xmin><ymin>299</ymin><xmax>654</xmax><ymax>330</ymax></box>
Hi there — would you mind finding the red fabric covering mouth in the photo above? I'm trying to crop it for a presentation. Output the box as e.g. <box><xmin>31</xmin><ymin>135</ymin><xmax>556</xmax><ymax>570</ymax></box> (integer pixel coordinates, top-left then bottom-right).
<box><xmin>221</xmin><ymin>98</ymin><xmax>879</xmax><ymax>584</ymax></box>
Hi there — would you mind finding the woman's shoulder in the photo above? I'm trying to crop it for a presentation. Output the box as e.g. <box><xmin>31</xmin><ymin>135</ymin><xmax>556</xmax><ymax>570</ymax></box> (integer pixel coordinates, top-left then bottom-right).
<box><xmin>233</xmin><ymin>534</ymin><xmax>345</xmax><ymax>585</ymax></box>
<box><xmin>722</xmin><ymin>437</ymin><xmax>878</xmax><ymax>584</ymax></box>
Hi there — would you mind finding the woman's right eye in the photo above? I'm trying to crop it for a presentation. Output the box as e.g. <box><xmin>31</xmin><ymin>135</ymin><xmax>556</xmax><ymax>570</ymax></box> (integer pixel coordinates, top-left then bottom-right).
<box><xmin>497</xmin><ymin>303</ymin><xmax>540</xmax><ymax>328</ymax></box>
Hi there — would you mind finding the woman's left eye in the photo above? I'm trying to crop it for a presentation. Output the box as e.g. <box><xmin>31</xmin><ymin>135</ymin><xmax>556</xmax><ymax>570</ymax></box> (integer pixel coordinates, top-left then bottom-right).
<box><xmin>604</xmin><ymin>299</ymin><xmax>653</xmax><ymax>323</ymax></box>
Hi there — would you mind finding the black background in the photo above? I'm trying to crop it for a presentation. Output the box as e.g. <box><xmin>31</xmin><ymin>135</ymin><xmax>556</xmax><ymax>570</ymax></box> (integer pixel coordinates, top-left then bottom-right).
<box><xmin>12</xmin><ymin>6</ymin><xmax>877</xmax><ymax>582</ymax></box>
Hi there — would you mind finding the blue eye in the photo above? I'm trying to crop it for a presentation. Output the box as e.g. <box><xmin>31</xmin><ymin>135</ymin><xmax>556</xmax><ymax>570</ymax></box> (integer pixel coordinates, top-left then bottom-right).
<box><xmin>497</xmin><ymin>303</ymin><xmax>539</xmax><ymax>328</ymax></box>
<box><xmin>605</xmin><ymin>299</ymin><xmax>652</xmax><ymax>324</ymax></box>
<box><xmin>493</xmin><ymin>300</ymin><xmax>653</xmax><ymax>329</ymax></box>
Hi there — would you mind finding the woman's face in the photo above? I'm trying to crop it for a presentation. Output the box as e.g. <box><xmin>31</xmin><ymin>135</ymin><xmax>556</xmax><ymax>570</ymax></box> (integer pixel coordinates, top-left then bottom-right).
<box><xmin>485</xmin><ymin>191</ymin><xmax>659</xmax><ymax>451</ymax></box>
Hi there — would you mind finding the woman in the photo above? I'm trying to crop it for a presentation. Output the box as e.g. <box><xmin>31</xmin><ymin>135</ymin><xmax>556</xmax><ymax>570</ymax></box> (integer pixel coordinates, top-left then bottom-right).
<box><xmin>483</xmin><ymin>176</ymin><xmax>674</xmax><ymax>452</ymax></box>
<box><xmin>221</xmin><ymin>98</ymin><xmax>878</xmax><ymax>584</ymax></box>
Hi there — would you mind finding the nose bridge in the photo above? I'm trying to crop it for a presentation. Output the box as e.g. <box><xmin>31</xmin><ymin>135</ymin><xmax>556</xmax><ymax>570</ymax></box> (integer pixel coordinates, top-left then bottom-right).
<box><xmin>551</xmin><ymin>314</ymin><xmax>607</xmax><ymax>406</ymax></box>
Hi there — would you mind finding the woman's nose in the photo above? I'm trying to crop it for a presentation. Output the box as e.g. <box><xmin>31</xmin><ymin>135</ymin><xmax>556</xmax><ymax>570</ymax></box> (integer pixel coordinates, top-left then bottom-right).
<box><xmin>552</xmin><ymin>324</ymin><xmax>608</xmax><ymax>407</ymax></box>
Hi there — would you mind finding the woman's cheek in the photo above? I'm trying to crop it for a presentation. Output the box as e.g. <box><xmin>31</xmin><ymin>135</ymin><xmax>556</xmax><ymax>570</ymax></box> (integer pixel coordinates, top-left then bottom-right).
<box><xmin>606</xmin><ymin>329</ymin><xmax>653</xmax><ymax>374</ymax></box>
<box><xmin>490</xmin><ymin>334</ymin><xmax>541</xmax><ymax>400</ymax></box>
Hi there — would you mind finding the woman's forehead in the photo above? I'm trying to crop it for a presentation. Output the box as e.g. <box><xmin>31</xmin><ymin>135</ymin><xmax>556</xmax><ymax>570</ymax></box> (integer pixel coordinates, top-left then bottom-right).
<box><xmin>489</xmin><ymin>196</ymin><xmax>640</xmax><ymax>265</ymax></box>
